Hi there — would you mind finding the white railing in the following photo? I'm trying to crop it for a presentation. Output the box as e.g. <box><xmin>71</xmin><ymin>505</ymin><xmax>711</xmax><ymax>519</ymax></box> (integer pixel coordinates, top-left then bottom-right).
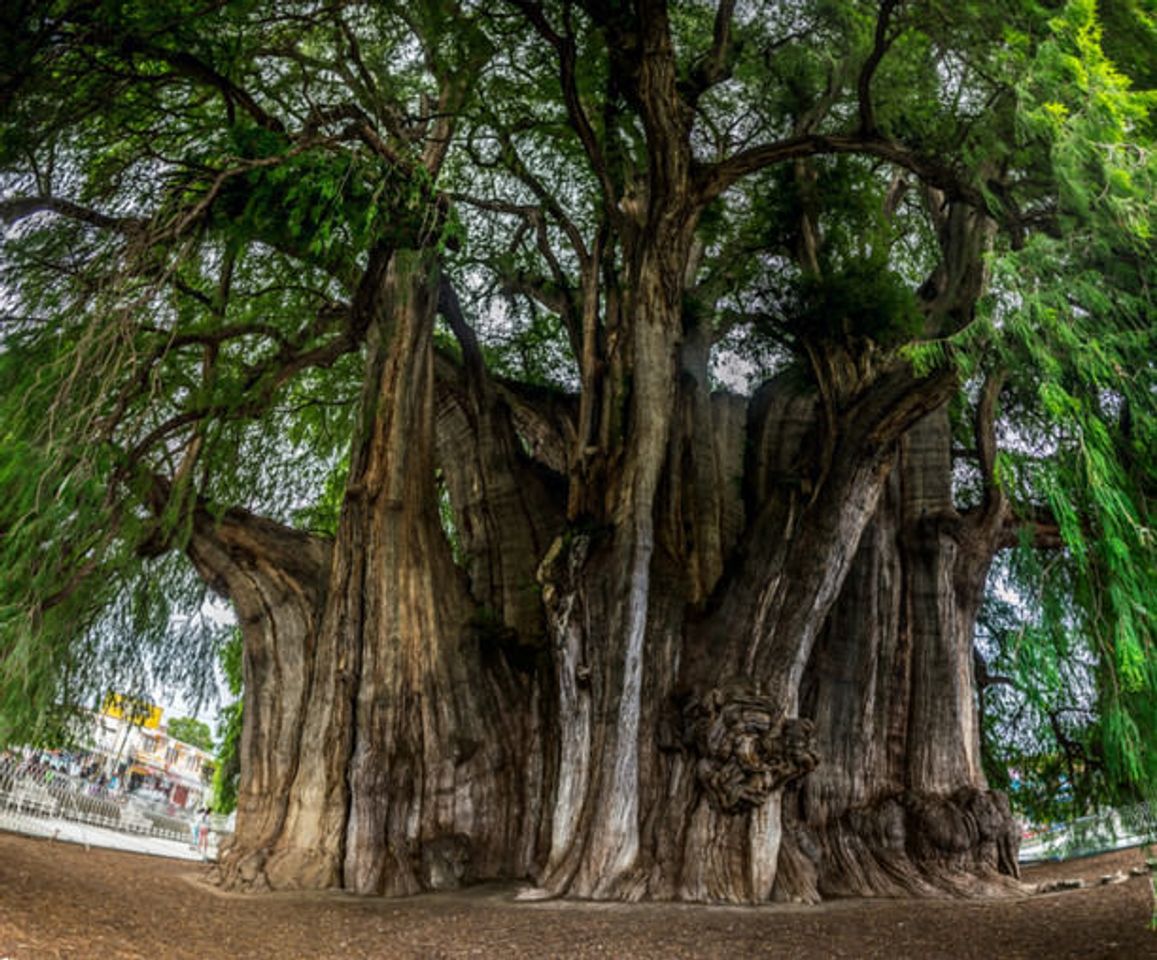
<box><xmin>1019</xmin><ymin>803</ymin><xmax>1156</xmax><ymax>862</ymax></box>
<box><xmin>0</xmin><ymin>754</ymin><xmax>226</xmax><ymax>848</ymax></box>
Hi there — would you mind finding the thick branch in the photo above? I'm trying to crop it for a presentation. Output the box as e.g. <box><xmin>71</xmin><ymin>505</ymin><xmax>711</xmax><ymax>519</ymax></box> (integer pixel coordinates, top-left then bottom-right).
<box><xmin>683</xmin><ymin>0</ymin><xmax>738</xmax><ymax>101</ymax></box>
<box><xmin>304</xmin><ymin>103</ymin><xmax>405</xmax><ymax>165</ymax></box>
<box><xmin>498</xmin><ymin>272</ymin><xmax>574</xmax><ymax>321</ymax></box>
<box><xmin>846</xmin><ymin>362</ymin><xmax>959</xmax><ymax>454</ymax></box>
<box><xmin>997</xmin><ymin>509</ymin><xmax>1065</xmax><ymax>551</ymax></box>
<box><xmin>857</xmin><ymin>0</ymin><xmax>901</xmax><ymax>134</ymax></box>
<box><xmin>695</xmin><ymin>133</ymin><xmax>985</xmax><ymax>211</ymax></box>
<box><xmin>438</xmin><ymin>276</ymin><xmax>487</xmax><ymax>387</ymax></box>
<box><xmin>188</xmin><ymin>503</ymin><xmax>331</xmax><ymax>599</ymax></box>
<box><xmin>0</xmin><ymin>196</ymin><xmax>145</xmax><ymax>233</ymax></box>
<box><xmin>434</xmin><ymin>348</ymin><xmax>575</xmax><ymax>474</ymax></box>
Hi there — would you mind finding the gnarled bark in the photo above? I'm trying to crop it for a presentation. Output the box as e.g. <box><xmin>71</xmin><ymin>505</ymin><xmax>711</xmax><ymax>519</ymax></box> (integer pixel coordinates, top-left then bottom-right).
<box><xmin>198</xmin><ymin>351</ymin><xmax>1021</xmax><ymax>906</ymax></box>
<box><xmin>796</xmin><ymin>407</ymin><xmax>1020</xmax><ymax>900</ymax></box>
<box><xmin>198</xmin><ymin>251</ymin><xmax>546</xmax><ymax>896</ymax></box>
<box><xmin>186</xmin><ymin>507</ymin><xmax>329</xmax><ymax>891</ymax></box>
<box><xmin>434</xmin><ymin>280</ymin><xmax>565</xmax><ymax>648</ymax></box>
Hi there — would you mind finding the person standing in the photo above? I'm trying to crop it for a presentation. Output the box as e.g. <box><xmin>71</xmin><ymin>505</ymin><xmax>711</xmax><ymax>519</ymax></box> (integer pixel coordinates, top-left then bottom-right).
<box><xmin>196</xmin><ymin>808</ymin><xmax>210</xmax><ymax>858</ymax></box>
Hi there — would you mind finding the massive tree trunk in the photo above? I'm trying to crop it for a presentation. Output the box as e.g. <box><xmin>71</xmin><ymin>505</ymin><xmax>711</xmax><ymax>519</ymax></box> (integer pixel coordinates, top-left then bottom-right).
<box><xmin>195</xmin><ymin>339</ymin><xmax>1019</xmax><ymax>904</ymax></box>
<box><xmin>186</xmin><ymin>507</ymin><xmax>329</xmax><ymax>891</ymax></box>
<box><xmin>197</xmin><ymin>250</ymin><xmax>547</xmax><ymax>895</ymax></box>
<box><xmin>182</xmin><ymin>126</ymin><xmax>1014</xmax><ymax>905</ymax></box>
<box><xmin>522</xmin><ymin>325</ymin><xmax>931</xmax><ymax>901</ymax></box>
<box><xmin>796</xmin><ymin>407</ymin><xmax>1019</xmax><ymax>901</ymax></box>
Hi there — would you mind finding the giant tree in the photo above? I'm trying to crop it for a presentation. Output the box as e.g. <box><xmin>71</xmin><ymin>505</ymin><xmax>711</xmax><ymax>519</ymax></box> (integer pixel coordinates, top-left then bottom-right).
<box><xmin>0</xmin><ymin>0</ymin><xmax>1152</xmax><ymax>904</ymax></box>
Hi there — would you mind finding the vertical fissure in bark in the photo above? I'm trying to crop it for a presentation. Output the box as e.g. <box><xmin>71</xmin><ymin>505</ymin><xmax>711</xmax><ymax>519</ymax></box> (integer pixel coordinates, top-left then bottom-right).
<box><xmin>435</xmin><ymin>278</ymin><xmax>565</xmax><ymax>646</ymax></box>
<box><xmin>346</xmin><ymin>251</ymin><xmax>527</xmax><ymax>895</ymax></box>
<box><xmin>647</xmin><ymin>351</ymin><xmax>960</xmax><ymax>903</ymax></box>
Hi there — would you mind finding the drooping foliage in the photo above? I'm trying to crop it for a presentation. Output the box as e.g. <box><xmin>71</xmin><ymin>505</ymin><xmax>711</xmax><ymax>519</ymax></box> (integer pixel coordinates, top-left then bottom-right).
<box><xmin>981</xmin><ymin>0</ymin><xmax>1157</xmax><ymax>812</ymax></box>
<box><xmin>210</xmin><ymin>630</ymin><xmax>243</xmax><ymax>814</ymax></box>
<box><xmin>0</xmin><ymin>0</ymin><xmax>416</xmax><ymax>732</ymax></box>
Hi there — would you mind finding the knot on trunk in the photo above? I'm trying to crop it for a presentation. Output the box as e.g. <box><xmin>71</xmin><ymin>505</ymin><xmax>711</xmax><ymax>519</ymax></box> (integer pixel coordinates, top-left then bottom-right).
<box><xmin>681</xmin><ymin>678</ymin><xmax>819</xmax><ymax>814</ymax></box>
<box><xmin>421</xmin><ymin>833</ymin><xmax>474</xmax><ymax>890</ymax></box>
<box><xmin>902</xmin><ymin>787</ymin><xmax>1021</xmax><ymax>878</ymax></box>
<box><xmin>537</xmin><ymin>534</ymin><xmax>591</xmax><ymax>616</ymax></box>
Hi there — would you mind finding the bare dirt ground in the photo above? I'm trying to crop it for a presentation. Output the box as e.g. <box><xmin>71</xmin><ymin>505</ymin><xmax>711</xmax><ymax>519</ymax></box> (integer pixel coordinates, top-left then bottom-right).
<box><xmin>0</xmin><ymin>830</ymin><xmax>1154</xmax><ymax>959</ymax></box>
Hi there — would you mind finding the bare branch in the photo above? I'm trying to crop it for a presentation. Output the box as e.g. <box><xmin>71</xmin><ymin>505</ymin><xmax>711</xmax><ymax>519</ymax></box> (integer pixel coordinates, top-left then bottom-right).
<box><xmin>0</xmin><ymin>196</ymin><xmax>146</xmax><ymax>233</ymax></box>
<box><xmin>451</xmin><ymin>193</ymin><xmax>538</xmax><ymax>219</ymax></box>
<box><xmin>451</xmin><ymin>191</ymin><xmax>584</xmax><ymax>349</ymax></box>
<box><xmin>474</xmin><ymin>129</ymin><xmax>591</xmax><ymax>263</ymax></box>
<box><xmin>507</xmin><ymin>0</ymin><xmax>617</xmax><ymax>206</ymax></box>
<box><xmin>136</xmin><ymin>44</ymin><xmax>285</xmax><ymax>133</ymax></box>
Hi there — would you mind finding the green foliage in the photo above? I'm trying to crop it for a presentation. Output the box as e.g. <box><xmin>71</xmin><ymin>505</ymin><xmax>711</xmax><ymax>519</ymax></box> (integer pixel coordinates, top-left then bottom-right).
<box><xmin>292</xmin><ymin>456</ymin><xmax>350</xmax><ymax>537</ymax></box>
<box><xmin>482</xmin><ymin>308</ymin><xmax>578</xmax><ymax>390</ymax></box>
<box><xmin>210</xmin><ymin>631</ymin><xmax>242</xmax><ymax>814</ymax></box>
<box><xmin>219</xmin><ymin>629</ymin><xmax>243</xmax><ymax>699</ymax></box>
<box><xmin>200</xmin><ymin>124</ymin><xmax>445</xmax><ymax>269</ymax></box>
<box><xmin>713</xmin><ymin>150</ymin><xmax>936</xmax><ymax>360</ymax></box>
<box><xmin>981</xmin><ymin>0</ymin><xmax>1157</xmax><ymax>812</ymax></box>
<box><xmin>792</xmin><ymin>256</ymin><xmax>924</xmax><ymax>348</ymax></box>
<box><xmin>167</xmin><ymin>715</ymin><xmax>214</xmax><ymax>752</ymax></box>
<box><xmin>977</xmin><ymin>583</ymin><xmax>1110</xmax><ymax>824</ymax></box>
<box><xmin>0</xmin><ymin>1</ymin><xmax>373</xmax><ymax>742</ymax></box>
<box><xmin>1099</xmin><ymin>0</ymin><xmax>1157</xmax><ymax>96</ymax></box>
<box><xmin>210</xmin><ymin>700</ymin><xmax>242</xmax><ymax>814</ymax></box>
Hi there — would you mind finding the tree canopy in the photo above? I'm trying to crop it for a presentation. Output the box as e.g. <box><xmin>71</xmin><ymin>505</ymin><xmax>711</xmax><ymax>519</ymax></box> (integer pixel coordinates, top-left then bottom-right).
<box><xmin>167</xmin><ymin>714</ymin><xmax>214</xmax><ymax>751</ymax></box>
<box><xmin>0</xmin><ymin>0</ymin><xmax>1153</xmax><ymax>885</ymax></box>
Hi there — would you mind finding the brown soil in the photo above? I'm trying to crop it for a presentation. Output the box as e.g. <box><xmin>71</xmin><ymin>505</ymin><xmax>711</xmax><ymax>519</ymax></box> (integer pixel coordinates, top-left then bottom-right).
<box><xmin>0</xmin><ymin>830</ymin><xmax>1153</xmax><ymax>959</ymax></box>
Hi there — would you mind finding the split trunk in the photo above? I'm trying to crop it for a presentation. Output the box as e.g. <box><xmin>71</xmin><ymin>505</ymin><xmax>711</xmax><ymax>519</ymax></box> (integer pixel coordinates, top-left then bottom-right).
<box><xmin>193</xmin><ymin>257</ymin><xmax>1019</xmax><ymax>904</ymax></box>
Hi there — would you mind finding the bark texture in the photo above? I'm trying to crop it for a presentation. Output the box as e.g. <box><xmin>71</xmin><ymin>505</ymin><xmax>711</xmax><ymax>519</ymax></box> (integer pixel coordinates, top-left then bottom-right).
<box><xmin>186</xmin><ymin>507</ymin><xmax>329</xmax><ymax>890</ymax></box>
<box><xmin>183</xmin><ymin>58</ymin><xmax>1012</xmax><ymax>897</ymax></box>
<box><xmin>196</xmin><ymin>330</ymin><xmax>1020</xmax><ymax>904</ymax></box>
<box><xmin>797</xmin><ymin>407</ymin><xmax>1019</xmax><ymax>899</ymax></box>
<box><xmin>202</xmin><ymin>251</ymin><xmax>547</xmax><ymax>896</ymax></box>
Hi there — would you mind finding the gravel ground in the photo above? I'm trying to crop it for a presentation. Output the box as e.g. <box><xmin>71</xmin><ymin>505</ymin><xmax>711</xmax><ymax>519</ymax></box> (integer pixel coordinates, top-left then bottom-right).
<box><xmin>0</xmin><ymin>830</ymin><xmax>1153</xmax><ymax>959</ymax></box>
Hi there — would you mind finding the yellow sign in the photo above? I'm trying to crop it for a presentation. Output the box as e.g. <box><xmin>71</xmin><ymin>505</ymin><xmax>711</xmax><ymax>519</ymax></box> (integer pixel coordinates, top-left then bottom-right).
<box><xmin>101</xmin><ymin>693</ymin><xmax>163</xmax><ymax>730</ymax></box>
